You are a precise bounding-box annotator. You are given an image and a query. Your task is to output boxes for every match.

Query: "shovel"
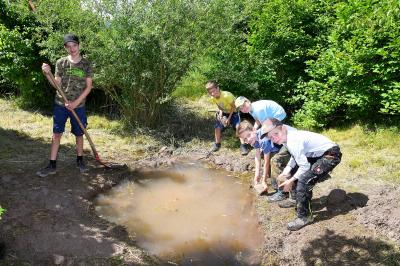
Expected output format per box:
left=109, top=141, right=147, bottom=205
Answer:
left=44, top=71, right=127, bottom=169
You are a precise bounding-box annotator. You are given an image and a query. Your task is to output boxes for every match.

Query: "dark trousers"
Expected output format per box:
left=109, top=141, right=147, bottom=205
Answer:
left=295, top=146, right=342, bottom=218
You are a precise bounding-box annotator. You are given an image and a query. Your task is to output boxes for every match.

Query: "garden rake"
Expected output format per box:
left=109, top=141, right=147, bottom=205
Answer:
left=45, top=71, right=127, bottom=169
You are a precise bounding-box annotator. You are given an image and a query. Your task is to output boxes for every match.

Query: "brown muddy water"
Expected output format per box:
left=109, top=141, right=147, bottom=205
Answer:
left=95, top=163, right=263, bottom=265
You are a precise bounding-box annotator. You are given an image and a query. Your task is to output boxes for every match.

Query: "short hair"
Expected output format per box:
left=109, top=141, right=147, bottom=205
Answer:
left=237, top=120, right=253, bottom=136
left=205, top=80, right=218, bottom=90
left=260, top=118, right=283, bottom=138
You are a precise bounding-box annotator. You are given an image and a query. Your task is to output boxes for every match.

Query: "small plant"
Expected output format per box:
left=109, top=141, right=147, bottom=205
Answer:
left=0, top=206, right=5, bottom=219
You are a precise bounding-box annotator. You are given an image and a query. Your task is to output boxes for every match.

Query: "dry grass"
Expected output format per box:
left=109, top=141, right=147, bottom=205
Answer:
left=324, top=125, right=400, bottom=192
left=1, top=98, right=399, bottom=187
left=0, top=99, right=159, bottom=166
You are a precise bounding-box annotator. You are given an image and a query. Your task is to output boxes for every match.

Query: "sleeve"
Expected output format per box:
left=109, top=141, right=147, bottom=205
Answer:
left=260, top=139, right=273, bottom=154
left=289, top=141, right=311, bottom=180
left=84, top=60, right=93, bottom=78
left=55, top=59, right=63, bottom=78
left=282, top=157, right=295, bottom=175
left=225, top=91, right=235, bottom=104
left=253, top=140, right=261, bottom=149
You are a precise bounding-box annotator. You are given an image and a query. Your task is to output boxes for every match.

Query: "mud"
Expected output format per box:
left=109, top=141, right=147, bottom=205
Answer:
left=1, top=132, right=400, bottom=265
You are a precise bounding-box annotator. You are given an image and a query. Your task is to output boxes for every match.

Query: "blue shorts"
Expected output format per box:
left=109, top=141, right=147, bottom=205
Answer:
left=214, top=112, right=240, bottom=129
left=53, top=104, right=87, bottom=136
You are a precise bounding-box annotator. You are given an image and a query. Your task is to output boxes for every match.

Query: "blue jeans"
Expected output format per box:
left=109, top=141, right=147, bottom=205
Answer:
left=53, top=103, right=87, bottom=136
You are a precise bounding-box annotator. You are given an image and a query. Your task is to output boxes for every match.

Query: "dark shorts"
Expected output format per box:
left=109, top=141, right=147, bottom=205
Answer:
left=214, top=112, right=240, bottom=129
left=53, top=103, right=87, bottom=136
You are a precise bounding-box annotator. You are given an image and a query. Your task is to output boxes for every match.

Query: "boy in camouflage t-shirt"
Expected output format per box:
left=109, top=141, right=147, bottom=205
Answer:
left=37, top=34, right=93, bottom=177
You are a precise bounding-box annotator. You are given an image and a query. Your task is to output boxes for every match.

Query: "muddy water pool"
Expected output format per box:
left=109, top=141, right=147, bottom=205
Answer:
left=95, top=163, right=263, bottom=265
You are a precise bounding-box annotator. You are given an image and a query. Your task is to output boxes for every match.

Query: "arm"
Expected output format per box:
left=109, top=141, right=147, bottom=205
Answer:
left=42, top=63, right=61, bottom=89
left=253, top=119, right=261, bottom=130
left=260, top=152, right=270, bottom=189
left=262, top=152, right=271, bottom=181
left=282, top=156, right=296, bottom=176
left=226, top=102, right=236, bottom=123
left=279, top=150, right=310, bottom=192
left=254, top=148, right=262, bottom=184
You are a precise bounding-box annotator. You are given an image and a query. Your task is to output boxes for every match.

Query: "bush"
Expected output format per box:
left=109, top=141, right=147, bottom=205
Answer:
left=0, top=1, right=50, bottom=108
left=296, top=0, right=400, bottom=128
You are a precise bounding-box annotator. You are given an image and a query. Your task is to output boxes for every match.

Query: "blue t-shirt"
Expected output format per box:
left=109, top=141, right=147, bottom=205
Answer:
left=249, top=100, right=286, bottom=123
left=253, top=129, right=280, bottom=154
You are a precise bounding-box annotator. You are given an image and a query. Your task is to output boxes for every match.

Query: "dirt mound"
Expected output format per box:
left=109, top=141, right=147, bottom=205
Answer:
left=353, top=186, right=400, bottom=244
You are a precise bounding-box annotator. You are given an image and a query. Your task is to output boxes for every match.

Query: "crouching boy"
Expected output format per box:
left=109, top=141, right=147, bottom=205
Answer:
left=238, top=121, right=290, bottom=194
left=205, top=81, right=249, bottom=155
left=262, top=118, right=342, bottom=231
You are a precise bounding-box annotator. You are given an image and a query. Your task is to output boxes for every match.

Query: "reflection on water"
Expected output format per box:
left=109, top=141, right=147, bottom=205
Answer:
left=95, top=163, right=263, bottom=265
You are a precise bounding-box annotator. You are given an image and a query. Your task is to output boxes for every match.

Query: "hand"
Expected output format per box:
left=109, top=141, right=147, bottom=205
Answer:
left=65, top=100, right=78, bottom=111
left=278, top=178, right=295, bottom=192
left=277, top=173, right=291, bottom=184
left=253, top=174, right=261, bottom=185
left=41, top=63, right=51, bottom=74
left=224, top=118, right=230, bottom=127
left=261, top=180, right=268, bottom=191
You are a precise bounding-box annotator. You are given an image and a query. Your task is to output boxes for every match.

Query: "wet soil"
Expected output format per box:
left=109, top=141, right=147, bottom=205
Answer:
left=1, top=131, right=400, bottom=265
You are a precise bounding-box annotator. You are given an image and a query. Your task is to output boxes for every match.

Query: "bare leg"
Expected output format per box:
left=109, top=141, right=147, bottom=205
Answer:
left=76, top=135, right=84, bottom=156
left=50, top=133, right=62, bottom=160
left=214, top=128, right=222, bottom=144
left=235, top=125, right=246, bottom=144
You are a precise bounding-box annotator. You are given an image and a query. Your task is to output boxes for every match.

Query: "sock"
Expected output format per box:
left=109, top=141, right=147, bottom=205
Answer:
left=77, top=156, right=83, bottom=163
left=49, top=160, right=56, bottom=168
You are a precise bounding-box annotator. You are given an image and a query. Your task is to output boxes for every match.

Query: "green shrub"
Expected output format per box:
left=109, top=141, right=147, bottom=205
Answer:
left=0, top=1, right=50, bottom=108
left=297, top=0, right=400, bottom=127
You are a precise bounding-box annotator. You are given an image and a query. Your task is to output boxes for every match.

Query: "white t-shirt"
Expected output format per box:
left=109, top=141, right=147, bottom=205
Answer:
left=282, top=127, right=336, bottom=180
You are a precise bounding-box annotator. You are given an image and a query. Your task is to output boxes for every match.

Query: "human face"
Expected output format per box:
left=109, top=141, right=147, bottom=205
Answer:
left=206, top=86, right=221, bottom=98
left=64, top=42, right=80, bottom=57
left=239, top=102, right=251, bottom=113
left=240, top=129, right=257, bottom=145
left=267, top=126, right=286, bottom=145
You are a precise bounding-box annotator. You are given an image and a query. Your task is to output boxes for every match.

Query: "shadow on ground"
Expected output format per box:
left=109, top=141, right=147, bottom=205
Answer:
left=301, top=229, right=400, bottom=265
left=0, top=126, right=157, bottom=265
left=312, top=190, right=369, bottom=223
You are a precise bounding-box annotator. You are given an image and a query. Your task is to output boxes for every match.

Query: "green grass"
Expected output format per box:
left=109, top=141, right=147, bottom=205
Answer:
left=324, top=125, right=400, bottom=186
left=172, top=70, right=207, bottom=99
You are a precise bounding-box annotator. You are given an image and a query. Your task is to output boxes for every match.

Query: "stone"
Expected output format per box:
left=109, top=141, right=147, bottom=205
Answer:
left=327, top=189, right=347, bottom=205
left=53, top=254, right=65, bottom=265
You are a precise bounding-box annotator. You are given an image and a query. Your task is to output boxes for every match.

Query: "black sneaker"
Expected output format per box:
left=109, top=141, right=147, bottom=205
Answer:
left=240, top=144, right=249, bottom=156
left=287, top=216, right=314, bottom=231
left=77, top=160, right=89, bottom=174
left=278, top=198, right=297, bottom=208
left=36, top=165, right=56, bottom=177
left=210, top=143, right=221, bottom=152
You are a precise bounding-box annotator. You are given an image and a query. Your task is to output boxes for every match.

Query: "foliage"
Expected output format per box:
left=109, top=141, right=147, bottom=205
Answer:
left=35, top=0, right=212, bottom=126
left=1, top=0, right=400, bottom=129
left=0, top=0, right=50, bottom=108
left=295, top=0, right=400, bottom=128
left=246, top=0, right=337, bottom=114
left=195, top=0, right=254, bottom=97
left=0, top=205, right=4, bottom=219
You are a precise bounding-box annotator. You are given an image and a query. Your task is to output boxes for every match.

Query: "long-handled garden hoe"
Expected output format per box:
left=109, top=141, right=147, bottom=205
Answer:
left=45, top=71, right=127, bottom=169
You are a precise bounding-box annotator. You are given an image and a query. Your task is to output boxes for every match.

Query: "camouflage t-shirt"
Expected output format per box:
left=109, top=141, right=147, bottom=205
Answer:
left=54, top=56, right=93, bottom=107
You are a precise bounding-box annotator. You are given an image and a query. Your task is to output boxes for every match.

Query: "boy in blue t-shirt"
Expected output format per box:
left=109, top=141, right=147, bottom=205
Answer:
left=238, top=121, right=289, bottom=194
